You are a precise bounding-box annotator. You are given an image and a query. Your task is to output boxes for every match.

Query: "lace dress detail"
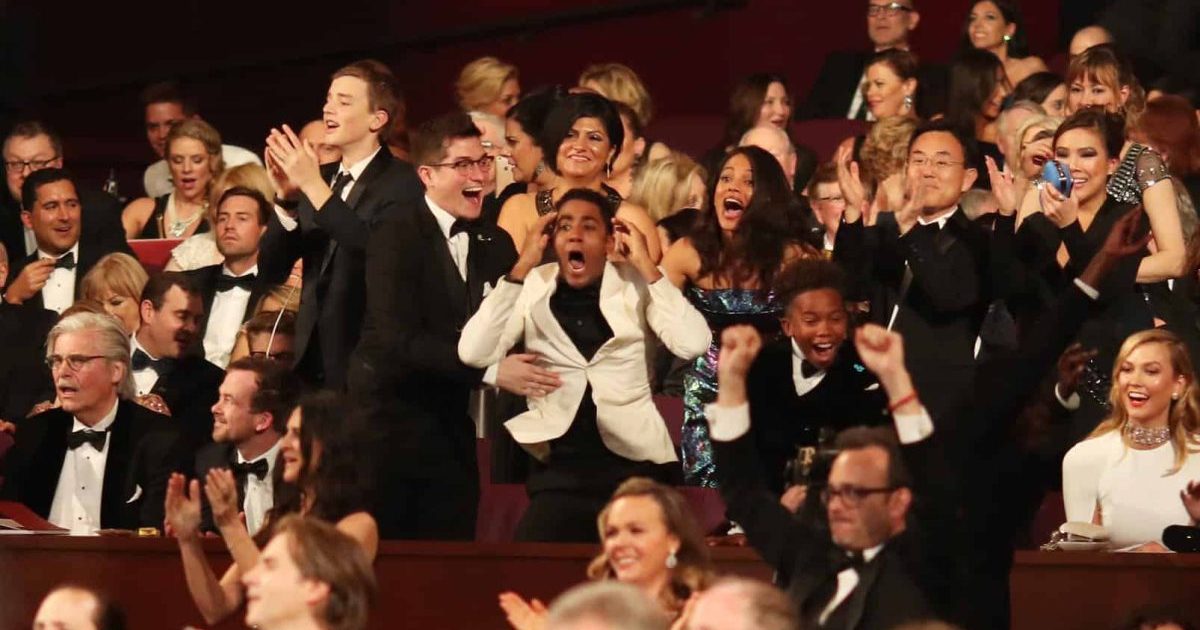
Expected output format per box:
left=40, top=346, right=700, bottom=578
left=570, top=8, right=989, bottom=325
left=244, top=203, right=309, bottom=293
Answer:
left=1107, top=144, right=1172, bottom=205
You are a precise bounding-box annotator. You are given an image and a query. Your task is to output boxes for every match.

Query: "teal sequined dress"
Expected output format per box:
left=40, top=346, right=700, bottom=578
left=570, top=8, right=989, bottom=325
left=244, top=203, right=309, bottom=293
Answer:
left=681, top=287, right=781, bottom=487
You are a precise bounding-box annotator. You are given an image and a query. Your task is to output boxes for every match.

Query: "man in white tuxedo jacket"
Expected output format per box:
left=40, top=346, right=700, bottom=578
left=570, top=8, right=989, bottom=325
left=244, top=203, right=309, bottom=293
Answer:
left=459, top=188, right=710, bottom=541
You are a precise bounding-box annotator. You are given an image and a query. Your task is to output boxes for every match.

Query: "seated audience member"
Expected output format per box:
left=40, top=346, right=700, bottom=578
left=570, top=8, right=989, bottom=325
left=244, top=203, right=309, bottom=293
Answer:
left=2, top=121, right=129, bottom=261
left=165, top=163, right=276, bottom=272
left=498, top=92, right=661, bottom=262
left=166, top=391, right=378, bottom=626
left=459, top=189, right=710, bottom=541
left=545, top=582, right=668, bottom=630
left=705, top=74, right=816, bottom=193
left=685, top=577, right=798, bottom=630
left=860, top=49, right=921, bottom=122
left=627, top=152, right=705, bottom=225
left=1009, top=114, right=1059, bottom=194
left=707, top=323, right=963, bottom=628
left=34, top=584, right=127, bottom=630
left=195, top=357, right=301, bottom=535
left=607, top=102, right=649, bottom=198
left=130, top=273, right=222, bottom=445
left=123, top=119, right=225, bottom=240
left=1011, top=71, right=1068, bottom=117
left=945, top=48, right=1012, bottom=186
left=500, top=478, right=714, bottom=628
left=0, top=312, right=181, bottom=533
left=1062, top=329, right=1200, bottom=551
left=739, top=125, right=800, bottom=190
left=80, top=253, right=149, bottom=336
left=230, top=308, right=298, bottom=365
left=5, top=168, right=127, bottom=314
left=457, top=56, right=521, bottom=118
left=183, top=186, right=273, bottom=368
left=806, top=163, right=846, bottom=254
left=298, top=119, right=343, bottom=166
left=241, top=515, right=377, bottom=630
left=1068, top=25, right=1113, bottom=60
left=139, top=82, right=260, bottom=199
left=578, top=62, right=669, bottom=163
left=854, top=115, right=919, bottom=219
left=502, top=87, right=564, bottom=196
left=0, top=241, right=56, bottom=422
left=746, top=260, right=888, bottom=497
left=995, top=100, right=1045, bottom=174
left=959, top=0, right=1047, bottom=86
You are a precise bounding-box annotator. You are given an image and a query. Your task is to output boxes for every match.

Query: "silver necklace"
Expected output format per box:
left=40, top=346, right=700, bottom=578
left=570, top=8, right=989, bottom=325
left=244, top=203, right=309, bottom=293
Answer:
left=1126, top=424, right=1171, bottom=448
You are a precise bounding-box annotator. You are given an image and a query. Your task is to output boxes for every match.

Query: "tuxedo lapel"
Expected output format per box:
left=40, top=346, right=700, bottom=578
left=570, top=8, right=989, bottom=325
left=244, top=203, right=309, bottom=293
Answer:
left=528, top=272, right=588, bottom=367
left=419, top=202, right=468, bottom=322
left=100, top=402, right=135, bottom=528
left=345, top=150, right=392, bottom=217
left=593, top=263, right=630, bottom=359
left=24, top=412, right=72, bottom=517
left=840, top=551, right=886, bottom=629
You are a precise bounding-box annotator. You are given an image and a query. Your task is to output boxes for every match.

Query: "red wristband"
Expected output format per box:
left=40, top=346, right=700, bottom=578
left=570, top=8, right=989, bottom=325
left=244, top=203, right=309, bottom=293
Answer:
left=888, top=392, right=919, bottom=413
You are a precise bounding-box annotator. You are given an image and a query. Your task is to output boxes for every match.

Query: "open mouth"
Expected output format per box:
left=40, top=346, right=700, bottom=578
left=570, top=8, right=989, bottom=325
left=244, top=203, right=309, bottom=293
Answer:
left=462, top=186, right=483, bottom=207
left=722, top=197, right=745, bottom=220
left=179, top=176, right=197, bottom=189
left=810, top=341, right=837, bottom=362
left=324, top=119, right=340, bottom=133
left=1127, top=391, right=1149, bottom=407
left=566, top=250, right=586, bottom=272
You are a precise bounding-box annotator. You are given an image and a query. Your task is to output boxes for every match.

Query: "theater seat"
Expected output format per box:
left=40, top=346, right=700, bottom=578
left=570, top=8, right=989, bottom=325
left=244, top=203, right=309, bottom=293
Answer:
left=128, top=238, right=183, bottom=274
left=791, top=119, right=871, bottom=162
left=646, top=115, right=725, bottom=160
left=654, top=395, right=685, bottom=447
left=476, top=438, right=530, bottom=543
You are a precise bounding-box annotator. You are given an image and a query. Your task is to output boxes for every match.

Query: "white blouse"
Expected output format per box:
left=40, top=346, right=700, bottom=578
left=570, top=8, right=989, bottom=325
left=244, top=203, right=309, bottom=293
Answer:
left=1062, top=430, right=1200, bottom=548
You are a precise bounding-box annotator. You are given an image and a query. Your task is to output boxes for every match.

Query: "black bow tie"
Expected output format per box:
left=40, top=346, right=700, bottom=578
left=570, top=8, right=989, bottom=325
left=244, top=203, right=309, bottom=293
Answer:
left=829, top=548, right=866, bottom=573
left=449, top=218, right=473, bottom=238
left=216, top=273, right=256, bottom=292
left=45, top=252, right=75, bottom=270
left=800, top=359, right=823, bottom=379
left=131, top=349, right=172, bottom=374
left=231, top=459, right=269, bottom=481
left=66, top=428, right=108, bottom=451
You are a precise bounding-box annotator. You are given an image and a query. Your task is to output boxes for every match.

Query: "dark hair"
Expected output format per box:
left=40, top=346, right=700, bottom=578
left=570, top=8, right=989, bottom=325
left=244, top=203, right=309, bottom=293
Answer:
left=5, top=120, right=63, bottom=158
left=834, top=426, right=913, bottom=488
left=867, top=49, right=920, bottom=82
left=1053, top=107, right=1126, bottom=160
left=410, top=111, right=482, bottom=167
left=908, top=119, right=980, bottom=170
left=139, top=272, right=199, bottom=310
left=723, top=73, right=790, bottom=148
left=1011, top=71, right=1065, bottom=107
left=657, top=208, right=701, bottom=243
left=216, top=185, right=271, bottom=225
left=331, top=59, right=403, bottom=142
left=226, top=357, right=302, bottom=434
left=245, top=309, right=297, bottom=338
left=946, top=48, right=1008, bottom=135
left=805, top=161, right=839, bottom=197
left=295, top=390, right=372, bottom=523
left=960, top=0, right=1031, bottom=58
left=505, top=85, right=566, bottom=149
left=21, top=167, right=75, bottom=211
left=539, top=92, right=624, bottom=175
left=140, top=81, right=197, bottom=115
left=691, top=146, right=798, bottom=288
left=555, top=187, right=616, bottom=234
left=774, top=258, right=847, bottom=309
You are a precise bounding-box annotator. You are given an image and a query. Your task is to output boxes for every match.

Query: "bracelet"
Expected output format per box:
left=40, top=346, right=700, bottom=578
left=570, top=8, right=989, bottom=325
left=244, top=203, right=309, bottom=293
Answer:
left=887, top=392, right=919, bottom=413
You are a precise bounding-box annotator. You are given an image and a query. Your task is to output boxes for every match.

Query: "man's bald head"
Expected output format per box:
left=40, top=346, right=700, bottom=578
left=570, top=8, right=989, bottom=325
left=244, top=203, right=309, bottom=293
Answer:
left=1069, top=25, right=1113, bottom=57
left=738, top=125, right=797, bottom=188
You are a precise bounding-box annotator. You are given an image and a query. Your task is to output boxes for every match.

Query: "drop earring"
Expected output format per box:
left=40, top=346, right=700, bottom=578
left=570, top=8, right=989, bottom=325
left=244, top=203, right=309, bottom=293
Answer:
left=665, top=549, right=678, bottom=569
left=533, top=161, right=545, bottom=179
left=902, top=94, right=913, bottom=112
left=1003, top=34, right=1012, bottom=43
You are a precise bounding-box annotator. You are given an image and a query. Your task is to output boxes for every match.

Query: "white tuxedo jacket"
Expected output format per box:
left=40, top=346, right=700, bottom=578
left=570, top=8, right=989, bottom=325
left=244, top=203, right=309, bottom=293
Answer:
left=458, top=261, right=710, bottom=464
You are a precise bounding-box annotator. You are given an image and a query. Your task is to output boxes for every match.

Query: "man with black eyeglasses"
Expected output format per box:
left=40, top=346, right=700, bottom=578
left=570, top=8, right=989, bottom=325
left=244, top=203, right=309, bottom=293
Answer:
left=706, top=322, right=964, bottom=629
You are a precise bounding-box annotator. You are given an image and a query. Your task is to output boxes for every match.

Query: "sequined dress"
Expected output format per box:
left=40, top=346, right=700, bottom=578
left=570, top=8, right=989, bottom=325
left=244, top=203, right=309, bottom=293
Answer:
left=681, top=287, right=781, bottom=487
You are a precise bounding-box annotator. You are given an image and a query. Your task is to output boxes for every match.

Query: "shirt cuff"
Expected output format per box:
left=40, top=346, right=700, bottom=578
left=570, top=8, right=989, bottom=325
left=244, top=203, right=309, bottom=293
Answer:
left=274, top=206, right=299, bottom=232
left=1073, top=277, right=1100, bottom=300
left=704, top=402, right=751, bottom=442
left=1055, top=383, right=1081, bottom=410
left=893, top=408, right=934, bottom=444
left=482, top=363, right=499, bottom=387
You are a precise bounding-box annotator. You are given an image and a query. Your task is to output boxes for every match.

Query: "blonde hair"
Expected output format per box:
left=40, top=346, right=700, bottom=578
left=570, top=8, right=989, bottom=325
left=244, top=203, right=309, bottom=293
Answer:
left=208, top=163, right=274, bottom=222
left=579, top=63, right=654, bottom=127
left=627, top=153, right=706, bottom=223
left=456, top=56, right=518, bottom=112
left=80, top=253, right=149, bottom=305
left=1090, top=329, right=1200, bottom=473
left=166, top=118, right=225, bottom=175
left=1013, top=114, right=1062, bottom=168
left=859, top=116, right=918, bottom=188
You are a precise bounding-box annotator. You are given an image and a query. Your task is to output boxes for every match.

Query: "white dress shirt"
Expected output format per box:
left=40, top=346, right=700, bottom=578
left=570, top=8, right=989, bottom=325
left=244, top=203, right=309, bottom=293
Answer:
left=130, top=335, right=163, bottom=396
left=847, top=70, right=870, bottom=120
left=239, top=439, right=281, bottom=536
left=48, top=401, right=119, bottom=534
left=203, top=264, right=258, bottom=368
left=426, top=196, right=469, bottom=281
left=38, top=242, right=80, bottom=314
left=821, top=544, right=886, bottom=624
left=143, top=144, right=261, bottom=198
left=791, top=339, right=828, bottom=397
left=273, top=147, right=380, bottom=232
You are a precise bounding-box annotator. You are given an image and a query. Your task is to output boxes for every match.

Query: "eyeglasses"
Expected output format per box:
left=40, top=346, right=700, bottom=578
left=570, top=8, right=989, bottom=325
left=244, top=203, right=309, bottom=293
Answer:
left=820, top=484, right=897, bottom=506
left=909, top=156, right=965, bottom=172
left=249, top=351, right=296, bottom=363
left=45, top=354, right=106, bottom=372
left=867, top=2, right=912, bottom=17
left=5, top=156, right=60, bottom=174
left=429, top=155, right=495, bottom=176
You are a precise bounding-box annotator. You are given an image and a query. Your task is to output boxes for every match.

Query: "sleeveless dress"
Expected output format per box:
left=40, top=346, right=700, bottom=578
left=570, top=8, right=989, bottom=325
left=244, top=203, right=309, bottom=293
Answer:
left=137, top=193, right=210, bottom=239
left=680, top=287, right=781, bottom=487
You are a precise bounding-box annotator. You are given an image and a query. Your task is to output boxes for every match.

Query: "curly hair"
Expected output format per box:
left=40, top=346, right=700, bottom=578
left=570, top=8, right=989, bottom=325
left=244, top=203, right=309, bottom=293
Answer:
left=773, top=258, right=847, bottom=309
left=859, top=116, right=918, bottom=189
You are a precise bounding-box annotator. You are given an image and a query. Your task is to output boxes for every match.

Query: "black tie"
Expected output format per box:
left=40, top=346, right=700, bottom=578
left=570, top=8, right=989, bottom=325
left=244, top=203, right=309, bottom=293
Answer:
left=131, top=349, right=172, bottom=375
left=66, top=429, right=107, bottom=451
left=800, top=359, right=822, bottom=379
left=449, top=218, right=472, bottom=237
left=231, top=459, right=269, bottom=481
left=215, top=273, right=257, bottom=292
left=46, top=252, right=75, bottom=270
left=331, top=171, right=353, bottom=199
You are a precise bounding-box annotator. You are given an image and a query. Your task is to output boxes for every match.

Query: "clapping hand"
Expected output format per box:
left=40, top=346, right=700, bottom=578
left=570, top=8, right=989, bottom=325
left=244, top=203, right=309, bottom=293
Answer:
left=895, top=176, right=927, bottom=235
left=986, top=156, right=1018, bottom=217
left=509, top=212, right=558, bottom=282
left=265, top=125, right=324, bottom=197
left=205, top=469, right=243, bottom=531
left=1181, top=481, right=1200, bottom=525
left=835, top=143, right=869, bottom=223
left=164, top=473, right=202, bottom=541
left=498, top=592, right=547, bottom=630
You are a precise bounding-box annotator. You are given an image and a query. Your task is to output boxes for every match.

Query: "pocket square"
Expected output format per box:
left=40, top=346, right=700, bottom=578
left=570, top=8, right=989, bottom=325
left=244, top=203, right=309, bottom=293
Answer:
left=125, top=484, right=143, bottom=504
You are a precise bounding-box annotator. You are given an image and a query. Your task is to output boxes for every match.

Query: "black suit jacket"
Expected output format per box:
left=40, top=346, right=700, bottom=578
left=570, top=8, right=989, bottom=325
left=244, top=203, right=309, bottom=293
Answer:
left=348, top=198, right=517, bottom=479
left=7, top=234, right=126, bottom=310
left=0, top=302, right=55, bottom=420
left=148, top=354, right=224, bottom=450
left=747, top=339, right=888, bottom=494
left=798, top=51, right=871, bottom=120
left=0, top=399, right=183, bottom=529
left=181, top=263, right=273, bottom=349
left=192, top=441, right=283, bottom=533
left=0, top=189, right=130, bottom=263
left=258, top=149, right=423, bottom=387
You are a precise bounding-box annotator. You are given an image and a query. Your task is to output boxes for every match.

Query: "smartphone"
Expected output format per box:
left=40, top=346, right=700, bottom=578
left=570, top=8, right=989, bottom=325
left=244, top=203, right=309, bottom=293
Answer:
left=1042, top=159, right=1073, bottom=197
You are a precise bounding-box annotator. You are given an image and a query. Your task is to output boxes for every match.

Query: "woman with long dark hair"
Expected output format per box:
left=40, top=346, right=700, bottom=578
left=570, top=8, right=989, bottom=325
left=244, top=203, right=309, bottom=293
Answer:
left=662, top=146, right=817, bottom=486
left=960, top=0, right=1047, bottom=86
left=946, top=48, right=1012, bottom=187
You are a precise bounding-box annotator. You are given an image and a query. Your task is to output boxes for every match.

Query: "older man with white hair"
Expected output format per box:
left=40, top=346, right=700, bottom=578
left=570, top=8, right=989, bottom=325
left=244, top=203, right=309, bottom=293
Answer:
left=739, top=125, right=798, bottom=189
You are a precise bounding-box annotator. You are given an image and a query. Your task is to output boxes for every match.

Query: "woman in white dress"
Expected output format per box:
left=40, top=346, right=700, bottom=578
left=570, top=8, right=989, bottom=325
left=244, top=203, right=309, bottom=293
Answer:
left=1063, top=329, right=1200, bottom=550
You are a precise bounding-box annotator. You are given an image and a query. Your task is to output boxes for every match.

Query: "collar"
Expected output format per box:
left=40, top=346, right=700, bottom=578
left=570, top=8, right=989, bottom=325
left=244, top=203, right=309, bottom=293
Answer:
left=790, top=338, right=825, bottom=376
left=553, top=276, right=603, bottom=301
left=238, top=436, right=282, bottom=467
left=130, top=334, right=160, bottom=362
left=917, top=206, right=959, bottom=229
left=73, top=399, right=119, bottom=432
left=222, top=263, right=259, bottom=278
left=862, top=543, right=884, bottom=563
left=38, top=241, right=80, bottom=265
left=337, top=146, right=381, bottom=183
left=425, top=195, right=462, bottom=240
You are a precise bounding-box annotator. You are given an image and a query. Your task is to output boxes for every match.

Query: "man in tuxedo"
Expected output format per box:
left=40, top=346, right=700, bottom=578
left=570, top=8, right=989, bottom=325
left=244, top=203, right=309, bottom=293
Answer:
left=262, top=59, right=423, bottom=387
left=747, top=259, right=887, bottom=497
left=183, top=186, right=273, bottom=368
left=347, top=111, right=527, bottom=540
left=707, top=323, right=963, bottom=629
left=194, top=357, right=301, bottom=535
left=0, top=312, right=182, bottom=533
left=0, top=242, right=55, bottom=421
left=129, top=272, right=223, bottom=448
left=458, top=188, right=710, bottom=542
left=1, top=121, right=129, bottom=262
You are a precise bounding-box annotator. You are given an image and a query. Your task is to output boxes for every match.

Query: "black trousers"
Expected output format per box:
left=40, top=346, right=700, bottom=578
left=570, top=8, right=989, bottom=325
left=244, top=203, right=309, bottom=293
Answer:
left=375, top=473, right=479, bottom=541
